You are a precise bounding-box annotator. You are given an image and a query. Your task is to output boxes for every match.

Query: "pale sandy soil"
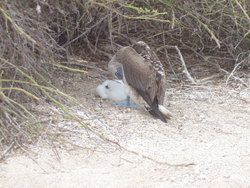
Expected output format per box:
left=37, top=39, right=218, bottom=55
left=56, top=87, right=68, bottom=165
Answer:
left=0, top=69, right=250, bottom=188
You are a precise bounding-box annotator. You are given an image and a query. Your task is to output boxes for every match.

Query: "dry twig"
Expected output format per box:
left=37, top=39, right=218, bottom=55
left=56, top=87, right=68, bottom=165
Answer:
left=158, top=45, right=197, bottom=84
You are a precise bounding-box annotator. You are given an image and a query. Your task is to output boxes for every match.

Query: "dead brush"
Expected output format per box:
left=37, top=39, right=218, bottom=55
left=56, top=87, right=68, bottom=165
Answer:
left=0, top=1, right=88, bottom=159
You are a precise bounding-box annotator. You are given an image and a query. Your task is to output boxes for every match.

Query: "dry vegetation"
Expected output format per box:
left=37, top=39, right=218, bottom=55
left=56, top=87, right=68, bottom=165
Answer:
left=0, top=0, right=249, bottom=159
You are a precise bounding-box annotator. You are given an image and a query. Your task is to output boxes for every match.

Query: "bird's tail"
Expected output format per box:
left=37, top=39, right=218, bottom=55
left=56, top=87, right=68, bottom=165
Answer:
left=147, top=99, right=173, bottom=123
left=158, top=105, right=173, bottom=119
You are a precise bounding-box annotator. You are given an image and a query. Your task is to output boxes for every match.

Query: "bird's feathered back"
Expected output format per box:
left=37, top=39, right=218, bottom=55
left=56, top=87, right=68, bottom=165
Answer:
left=114, top=47, right=162, bottom=105
left=131, top=41, right=166, bottom=105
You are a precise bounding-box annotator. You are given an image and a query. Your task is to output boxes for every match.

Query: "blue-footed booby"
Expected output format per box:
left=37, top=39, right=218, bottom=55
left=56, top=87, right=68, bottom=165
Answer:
left=108, top=41, right=172, bottom=122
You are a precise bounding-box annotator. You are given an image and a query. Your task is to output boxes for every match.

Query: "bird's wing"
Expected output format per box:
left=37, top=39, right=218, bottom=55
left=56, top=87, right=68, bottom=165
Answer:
left=115, top=47, right=159, bottom=106
left=132, top=41, right=166, bottom=104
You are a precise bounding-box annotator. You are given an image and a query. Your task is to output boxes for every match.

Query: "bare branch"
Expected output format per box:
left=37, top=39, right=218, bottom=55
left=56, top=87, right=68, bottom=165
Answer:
left=158, top=45, right=197, bottom=84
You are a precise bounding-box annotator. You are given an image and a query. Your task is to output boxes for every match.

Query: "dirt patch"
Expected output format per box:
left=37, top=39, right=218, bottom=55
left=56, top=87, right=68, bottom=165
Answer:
left=0, top=69, right=250, bottom=188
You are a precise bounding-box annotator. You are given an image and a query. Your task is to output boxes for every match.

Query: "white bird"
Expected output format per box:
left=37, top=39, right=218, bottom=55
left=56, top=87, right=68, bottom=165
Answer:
left=108, top=41, right=173, bottom=122
left=96, top=80, right=128, bottom=102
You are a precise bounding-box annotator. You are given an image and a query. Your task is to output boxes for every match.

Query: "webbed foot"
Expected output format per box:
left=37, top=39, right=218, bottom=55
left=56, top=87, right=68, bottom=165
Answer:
left=112, top=101, right=139, bottom=108
left=112, top=96, right=139, bottom=108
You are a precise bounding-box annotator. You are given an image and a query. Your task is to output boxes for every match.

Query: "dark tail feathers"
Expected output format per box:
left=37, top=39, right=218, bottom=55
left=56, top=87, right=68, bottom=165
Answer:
left=147, top=98, right=173, bottom=123
left=148, top=105, right=168, bottom=123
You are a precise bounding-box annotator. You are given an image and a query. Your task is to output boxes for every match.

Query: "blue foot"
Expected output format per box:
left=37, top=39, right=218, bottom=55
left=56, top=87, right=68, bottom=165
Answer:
left=112, top=96, right=139, bottom=108
left=112, top=102, right=139, bottom=107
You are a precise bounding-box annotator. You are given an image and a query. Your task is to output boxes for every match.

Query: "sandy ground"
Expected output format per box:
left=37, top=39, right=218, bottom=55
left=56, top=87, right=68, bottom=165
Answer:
left=0, top=68, right=250, bottom=188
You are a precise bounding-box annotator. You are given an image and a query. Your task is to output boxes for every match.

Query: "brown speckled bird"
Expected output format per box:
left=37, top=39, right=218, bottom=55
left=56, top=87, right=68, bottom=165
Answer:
left=108, top=41, right=172, bottom=122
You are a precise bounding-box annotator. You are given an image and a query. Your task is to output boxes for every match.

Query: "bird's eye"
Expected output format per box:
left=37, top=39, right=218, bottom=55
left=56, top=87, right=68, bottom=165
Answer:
left=105, top=85, right=109, bottom=89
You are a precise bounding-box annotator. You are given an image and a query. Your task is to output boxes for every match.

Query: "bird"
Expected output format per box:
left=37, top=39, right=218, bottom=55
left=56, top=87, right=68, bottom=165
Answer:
left=108, top=41, right=172, bottom=122
left=96, top=80, right=127, bottom=101
left=96, top=80, right=138, bottom=107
